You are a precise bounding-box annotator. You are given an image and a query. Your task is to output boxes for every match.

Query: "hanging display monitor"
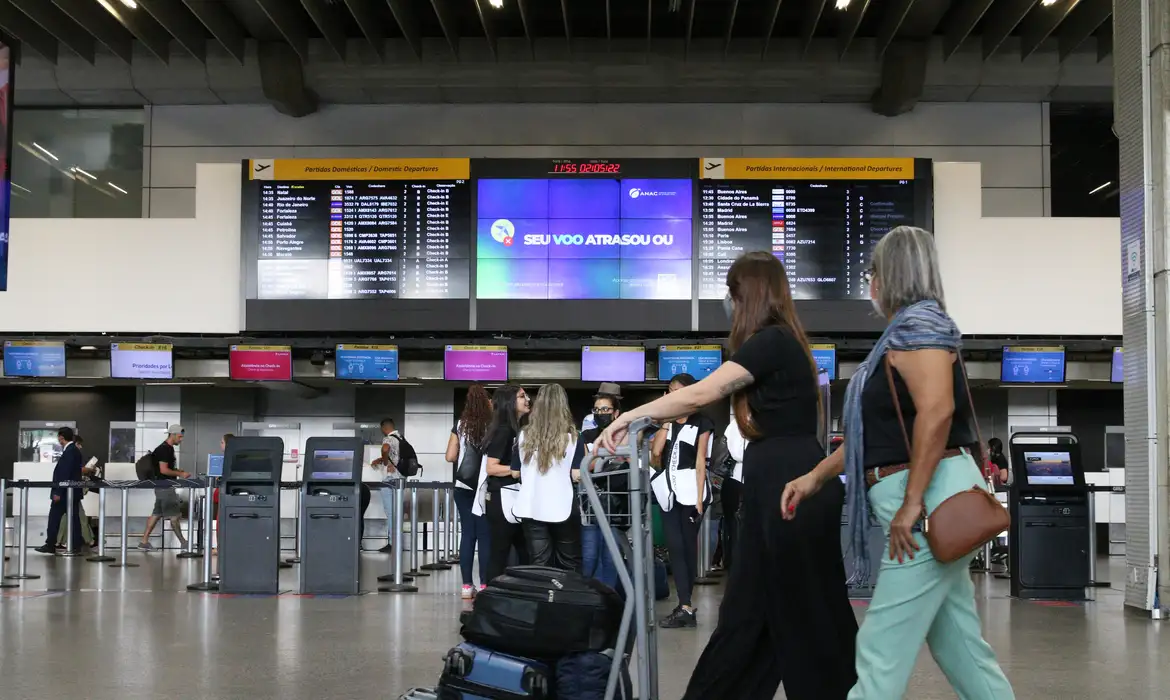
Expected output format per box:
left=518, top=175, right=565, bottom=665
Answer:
left=444, top=345, right=508, bottom=381
left=1111, top=346, right=1122, bottom=383
left=1001, top=346, right=1066, bottom=384
left=810, top=344, right=837, bottom=381
left=110, top=343, right=174, bottom=380
left=657, top=345, right=722, bottom=381
left=3, top=340, right=66, bottom=377
left=240, top=158, right=472, bottom=332
left=474, top=159, right=696, bottom=332
left=697, top=157, right=933, bottom=333
left=230, top=345, right=293, bottom=381
left=335, top=344, right=399, bottom=381
left=581, top=346, right=646, bottom=382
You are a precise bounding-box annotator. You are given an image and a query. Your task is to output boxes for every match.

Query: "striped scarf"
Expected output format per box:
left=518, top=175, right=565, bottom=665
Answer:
left=843, top=300, right=961, bottom=582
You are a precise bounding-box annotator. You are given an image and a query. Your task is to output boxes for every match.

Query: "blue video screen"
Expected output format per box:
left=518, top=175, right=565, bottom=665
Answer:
left=476, top=178, right=693, bottom=299
left=1111, top=347, right=1122, bottom=383
left=3, top=340, right=66, bottom=377
left=1001, top=346, right=1066, bottom=384
left=810, top=344, right=836, bottom=381
left=658, top=345, right=722, bottom=381
left=335, top=344, right=399, bottom=381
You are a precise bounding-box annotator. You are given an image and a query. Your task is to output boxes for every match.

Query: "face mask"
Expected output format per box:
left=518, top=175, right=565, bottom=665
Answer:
left=722, top=293, right=735, bottom=319
left=593, top=413, right=614, bottom=429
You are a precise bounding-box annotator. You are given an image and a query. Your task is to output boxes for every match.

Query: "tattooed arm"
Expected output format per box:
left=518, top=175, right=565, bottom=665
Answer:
left=618, top=362, right=754, bottom=424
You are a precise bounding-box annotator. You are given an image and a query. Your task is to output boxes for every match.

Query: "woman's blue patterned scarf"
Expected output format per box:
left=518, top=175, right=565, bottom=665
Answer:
left=842, top=300, right=961, bottom=582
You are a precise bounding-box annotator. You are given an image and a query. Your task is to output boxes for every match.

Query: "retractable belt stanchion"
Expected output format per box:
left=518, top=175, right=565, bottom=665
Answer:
left=444, top=487, right=458, bottom=565
left=0, top=479, right=18, bottom=588
left=178, top=487, right=201, bottom=559
left=87, top=487, right=115, bottom=563
left=379, top=480, right=418, bottom=593
left=188, top=480, right=219, bottom=591
left=379, top=483, right=415, bottom=584
left=278, top=483, right=294, bottom=570
left=286, top=487, right=301, bottom=565
left=408, top=482, right=428, bottom=577
left=422, top=486, right=450, bottom=571
left=7, top=482, right=40, bottom=580
left=110, top=488, right=139, bottom=569
left=1086, top=485, right=1110, bottom=588
left=694, top=511, right=718, bottom=585
left=59, top=486, right=81, bottom=557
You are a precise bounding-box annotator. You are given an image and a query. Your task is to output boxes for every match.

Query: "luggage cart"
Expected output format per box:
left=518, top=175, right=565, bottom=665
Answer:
left=578, top=417, right=659, bottom=700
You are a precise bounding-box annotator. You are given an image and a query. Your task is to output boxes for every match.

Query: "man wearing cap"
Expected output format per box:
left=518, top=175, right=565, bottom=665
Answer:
left=139, top=425, right=191, bottom=552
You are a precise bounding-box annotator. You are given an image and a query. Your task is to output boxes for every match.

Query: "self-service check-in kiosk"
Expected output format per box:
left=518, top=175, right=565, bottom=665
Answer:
left=1008, top=431, right=1091, bottom=600
left=299, top=437, right=363, bottom=595
left=220, top=437, right=284, bottom=595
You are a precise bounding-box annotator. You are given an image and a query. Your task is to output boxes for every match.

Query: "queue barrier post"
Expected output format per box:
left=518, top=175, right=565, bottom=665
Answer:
left=422, top=485, right=450, bottom=571
left=0, top=479, right=19, bottom=588
left=379, top=480, right=418, bottom=593
left=188, top=480, right=219, bottom=591
left=286, top=486, right=301, bottom=565
left=60, top=486, right=81, bottom=557
left=6, top=483, right=40, bottom=580
left=178, top=485, right=201, bottom=559
left=444, top=487, right=458, bottom=565
left=693, top=509, right=719, bottom=585
left=110, top=487, right=139, bottom=569
left=408, top=482, right=428, bottom=577
left=87, top=486, right=115, bottom=563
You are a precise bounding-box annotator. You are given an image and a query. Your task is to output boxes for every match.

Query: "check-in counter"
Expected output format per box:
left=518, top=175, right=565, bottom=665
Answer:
left=1085, top=468, right=1126, bottom=555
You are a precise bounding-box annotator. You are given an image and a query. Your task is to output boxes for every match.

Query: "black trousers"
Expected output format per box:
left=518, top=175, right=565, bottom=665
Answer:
left=522, top=507, right=583, bottom=572
left=359, top=483, right=371, bottom=542
left=660, top=504, right=702, bottom=608
left=45, top=493, right=83, bottom=550
left=485, top=489, right=528, bottom=583
left=720, top=478, right=743, bottom=570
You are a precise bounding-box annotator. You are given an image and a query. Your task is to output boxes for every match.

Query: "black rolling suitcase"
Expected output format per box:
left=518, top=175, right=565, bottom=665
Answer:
left=462, top=566, right=623, bottom=659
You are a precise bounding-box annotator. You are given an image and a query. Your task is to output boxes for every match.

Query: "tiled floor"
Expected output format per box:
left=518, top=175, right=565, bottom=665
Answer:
left=0, top=551, right=1165, bottom=699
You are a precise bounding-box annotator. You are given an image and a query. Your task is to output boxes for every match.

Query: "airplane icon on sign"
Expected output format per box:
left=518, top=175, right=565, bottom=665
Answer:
left=254, top=163, right=272, bottom=172
left=705, top=162, right=722, bottom=171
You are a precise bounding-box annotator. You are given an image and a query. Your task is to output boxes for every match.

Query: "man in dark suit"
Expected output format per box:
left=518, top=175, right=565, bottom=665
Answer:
left=36, top=427, right=86, bottom=554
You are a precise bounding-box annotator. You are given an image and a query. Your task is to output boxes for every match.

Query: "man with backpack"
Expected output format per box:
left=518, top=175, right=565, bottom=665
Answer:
left=372, top=418, right=420, bottom=552
left=137, top=425, right=191, bottom=552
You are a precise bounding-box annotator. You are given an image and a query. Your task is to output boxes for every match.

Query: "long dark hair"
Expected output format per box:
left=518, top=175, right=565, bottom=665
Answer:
left=459, top=384, right=493, bottom=448
left=726, top=251, right=816, bottom=439
left=487, top=384, right=524, bottom=444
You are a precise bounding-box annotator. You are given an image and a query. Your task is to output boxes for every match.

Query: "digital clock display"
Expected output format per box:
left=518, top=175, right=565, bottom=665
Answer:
left=549, top=162, right=622, bottom=174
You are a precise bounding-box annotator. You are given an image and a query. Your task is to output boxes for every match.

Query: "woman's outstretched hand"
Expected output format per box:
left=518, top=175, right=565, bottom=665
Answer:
left=781, top=472, right=823, bottom=520
left=595, top=413, right=634, bottom=454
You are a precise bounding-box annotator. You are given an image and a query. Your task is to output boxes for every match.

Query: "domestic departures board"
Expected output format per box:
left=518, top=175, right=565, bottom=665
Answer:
left=697, top=158, right=931, bottom=300
left=244, top=158, right=471, bottom=300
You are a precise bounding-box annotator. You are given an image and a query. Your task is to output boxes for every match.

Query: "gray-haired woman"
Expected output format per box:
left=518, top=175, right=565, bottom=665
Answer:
left=782, top=226, right=1014, bottom=699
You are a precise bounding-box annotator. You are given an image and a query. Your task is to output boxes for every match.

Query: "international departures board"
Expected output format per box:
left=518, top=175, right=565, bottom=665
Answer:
left=245, top=158, right=470, bottom=300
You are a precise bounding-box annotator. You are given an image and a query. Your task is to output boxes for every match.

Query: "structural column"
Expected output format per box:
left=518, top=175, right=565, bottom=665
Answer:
left=1115, top=0, right=1170, bottom=614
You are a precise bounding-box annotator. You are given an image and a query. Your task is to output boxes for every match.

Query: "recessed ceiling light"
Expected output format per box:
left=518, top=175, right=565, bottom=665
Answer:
left=488, top=0, right=504, bottom=7
left=80, top=345, right=97, bottom=351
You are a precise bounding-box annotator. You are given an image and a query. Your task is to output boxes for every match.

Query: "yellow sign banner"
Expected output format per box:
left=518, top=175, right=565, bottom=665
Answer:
left=249, top=158, right=470, bottom=181
left=113, top=343, right=172, bottom=352
left=5, top=340, right=62, bottom=348
left=1006, top=346, right=1064, bottom=353
left=448, top=345, right=507, bottom=352
left=585, top=346, right=643, bottom=353
left=701, top=158, right=915, bottom=180
left=810, top=343, right=836, bottom=351
left=232, top=345, right=291, bottom=353
left=337, top=344, right=398, bottom=352
left=660, top=345, right=722, bottom=352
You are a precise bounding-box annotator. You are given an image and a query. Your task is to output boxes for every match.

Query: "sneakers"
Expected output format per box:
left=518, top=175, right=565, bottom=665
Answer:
left=479, top=584, right=487, bottom=594
left=379, top=543, right=394, bottom=553
left=660, top=606, right=697, bottom=629
left=138, top=541, right=155, bottom=552
left=461, top=584, right=475, bottom=599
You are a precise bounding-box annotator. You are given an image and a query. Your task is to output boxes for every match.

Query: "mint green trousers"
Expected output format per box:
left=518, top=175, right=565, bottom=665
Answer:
left=848, top=452, right=1015, bottom=700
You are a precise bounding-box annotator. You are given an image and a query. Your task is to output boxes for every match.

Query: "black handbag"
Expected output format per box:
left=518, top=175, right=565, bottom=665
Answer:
left=462, top=566, right=623, bottom=659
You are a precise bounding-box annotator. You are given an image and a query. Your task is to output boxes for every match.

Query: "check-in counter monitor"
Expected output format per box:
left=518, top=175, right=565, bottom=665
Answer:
left=299, top=437, right=363, bottom=595
left=1008, top=439, right=1090, bottom=600
left=219, top=437, right=284, bottom=594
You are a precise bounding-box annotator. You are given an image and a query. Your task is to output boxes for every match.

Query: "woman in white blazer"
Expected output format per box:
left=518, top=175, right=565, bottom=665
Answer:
left=513, top=383, right=585, bottom=572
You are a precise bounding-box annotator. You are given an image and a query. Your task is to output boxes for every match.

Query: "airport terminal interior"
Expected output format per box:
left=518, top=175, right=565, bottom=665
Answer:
left=0, top=0, right=1168, bottom=698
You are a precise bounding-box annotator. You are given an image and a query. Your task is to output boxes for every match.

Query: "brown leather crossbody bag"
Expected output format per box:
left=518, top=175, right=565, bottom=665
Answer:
left=884, top=355, right=1010, bottom=564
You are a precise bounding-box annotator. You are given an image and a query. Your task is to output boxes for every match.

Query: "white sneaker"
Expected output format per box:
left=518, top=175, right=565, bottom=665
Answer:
left=461, top=584, right=475, bottom=599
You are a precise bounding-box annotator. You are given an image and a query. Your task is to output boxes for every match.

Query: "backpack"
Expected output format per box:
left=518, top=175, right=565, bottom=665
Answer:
left=135, top=451, right=156, bottom=480
left=455, top=436, right=484, bottom=488
left=706, top=432, right=735, bottom=480
left=392, top=434, right=421, bottom=478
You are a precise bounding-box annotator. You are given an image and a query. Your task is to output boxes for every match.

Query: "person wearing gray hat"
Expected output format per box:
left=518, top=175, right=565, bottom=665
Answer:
left=139, top=425, right=191, bottom=552
left=582, top=383, right=623, bottom=432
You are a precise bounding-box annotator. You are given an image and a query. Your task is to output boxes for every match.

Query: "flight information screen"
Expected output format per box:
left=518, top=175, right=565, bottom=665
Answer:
left=697, top=158, right=926, bottom=299
left=244, top=158, right=471, bottom=300
left=475, top=159, right=694, bottom=300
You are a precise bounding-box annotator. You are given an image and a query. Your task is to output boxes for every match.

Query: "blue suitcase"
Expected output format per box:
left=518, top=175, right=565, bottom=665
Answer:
left=440, top=642, right=551, bottom=700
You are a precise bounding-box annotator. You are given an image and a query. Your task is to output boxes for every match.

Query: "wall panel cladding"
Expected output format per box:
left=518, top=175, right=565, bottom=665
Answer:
left=143, top=103, right=1049, bottom=218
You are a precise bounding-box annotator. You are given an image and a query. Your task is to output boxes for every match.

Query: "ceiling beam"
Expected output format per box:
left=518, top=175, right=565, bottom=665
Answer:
left=875, top=0, right=917, bottom=58
left=799, top=0, right=828, bottom=55
left=252, top=0, right=311, bottom=63
left=604, top=0, right=611, bottom=42
left=98, top=0, right=173, bottom=62
left=684, top=0, right=696, bottom=58
left=300, top=0, right=348, bottom=60
left=383, top=0, right=422, bottom=59
left=137, top=0, right=209, bottom=63
left=10, top=0, right=94, bottom=63
left=342, top=0, right=385, bottom=59
left=761, top=0, right=784, bottom=58
left=837, top=0, right=875, bottom=58
left=516, top=0, right=534, bottom=55
left=1096, top=19, right=1111, bottom=61
left=427, top=0, right=459, bottom=57
left=871, top=39, right=928, bottom=116
left=471, top=0, right=497, bottom=59
left=723, top=0, right=740, bottom=56
left=50, top=0, right=134, bottom=63
left=181, top=0, right=246, bottom=63
left=1057, top=0, right=1111, bottom=60
left=982, top=0, right=1040, bottom=59
left=0, top=0, right=59, bottom=63
left=646, top=0, right=652, bottom=53
left=941, top=0, right=995, bottom=60
left=560, top=0, right=572, bottom=53
left=1020, top=0, right=1082, bottom=59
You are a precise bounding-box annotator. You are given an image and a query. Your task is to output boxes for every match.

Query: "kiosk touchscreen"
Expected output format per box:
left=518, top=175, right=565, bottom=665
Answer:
left=299, top=437, right=363, bottom=595
left=1008, top=436, right=1090, bottom=600
left=219, top=437, right=284, bottom=595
